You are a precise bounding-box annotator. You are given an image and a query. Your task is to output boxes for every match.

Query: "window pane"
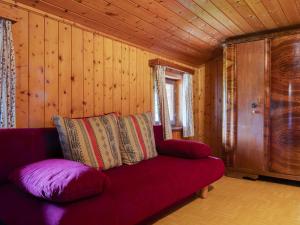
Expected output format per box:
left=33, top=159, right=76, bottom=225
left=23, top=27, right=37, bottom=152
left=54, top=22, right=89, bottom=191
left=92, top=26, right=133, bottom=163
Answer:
left=154, top=87, right=160, bottom=123
left=166, top=83, right=175, bottom=123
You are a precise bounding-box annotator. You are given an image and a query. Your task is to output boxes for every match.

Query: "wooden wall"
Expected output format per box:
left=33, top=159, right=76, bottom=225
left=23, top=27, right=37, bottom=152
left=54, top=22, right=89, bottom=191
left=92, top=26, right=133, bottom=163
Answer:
left=1, top=1, right=194, bottom=128
left=1, top=1, right=217, bottom=150
left=193, top=56, right=223, bottom=156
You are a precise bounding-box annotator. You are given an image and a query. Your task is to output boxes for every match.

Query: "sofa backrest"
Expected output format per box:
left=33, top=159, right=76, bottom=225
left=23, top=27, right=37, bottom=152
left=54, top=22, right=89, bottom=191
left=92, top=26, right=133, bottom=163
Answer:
left=0, top=125, right=164, bottom=183
left=0, top=128, right=62, bottom=183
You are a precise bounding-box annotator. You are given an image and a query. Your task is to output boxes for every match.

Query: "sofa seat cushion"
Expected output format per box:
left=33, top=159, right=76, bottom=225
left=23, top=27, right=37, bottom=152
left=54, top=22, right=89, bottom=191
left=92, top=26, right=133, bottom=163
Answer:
left=53, top=113, right=122, bottom=170
left=0, top=183, right=116, bottom=225
left=105, top=155, right=224, bottom=225
left=0, top=156, right=224, bottom=225
left=118, top=112, right=157, bottom=165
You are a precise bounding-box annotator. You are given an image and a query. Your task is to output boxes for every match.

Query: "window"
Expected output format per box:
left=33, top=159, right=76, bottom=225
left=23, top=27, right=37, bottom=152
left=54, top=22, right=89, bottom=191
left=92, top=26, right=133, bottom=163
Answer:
left=166, top=79, right=176, bottom=125
left=154, top=69, right=182, bottom=129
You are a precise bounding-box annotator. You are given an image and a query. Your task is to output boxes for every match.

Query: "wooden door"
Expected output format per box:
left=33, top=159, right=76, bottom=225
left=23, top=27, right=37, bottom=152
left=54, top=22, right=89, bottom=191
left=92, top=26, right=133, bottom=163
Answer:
left=270, top=34, right=300, bottom=175
left=235, top=40, right=266, bottom=171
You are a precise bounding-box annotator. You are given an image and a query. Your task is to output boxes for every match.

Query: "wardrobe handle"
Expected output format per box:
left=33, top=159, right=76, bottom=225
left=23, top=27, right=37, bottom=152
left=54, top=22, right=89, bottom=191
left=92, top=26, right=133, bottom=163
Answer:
left=252, top=109, right=260, bottom=114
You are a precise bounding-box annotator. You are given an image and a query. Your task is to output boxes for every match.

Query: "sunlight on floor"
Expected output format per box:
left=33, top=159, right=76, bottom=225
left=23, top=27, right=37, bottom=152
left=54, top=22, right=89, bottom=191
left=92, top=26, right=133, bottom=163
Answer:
left=154, top=177, right=300, bottom=225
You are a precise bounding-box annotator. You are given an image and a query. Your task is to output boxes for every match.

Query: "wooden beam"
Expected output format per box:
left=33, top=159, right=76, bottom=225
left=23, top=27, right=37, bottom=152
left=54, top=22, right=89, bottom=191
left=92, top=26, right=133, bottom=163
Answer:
left=224, top=24, right=300, bottom=45
left=149, top=58, right=195, bottom=75
left=0, top=4, right=18, bottom=23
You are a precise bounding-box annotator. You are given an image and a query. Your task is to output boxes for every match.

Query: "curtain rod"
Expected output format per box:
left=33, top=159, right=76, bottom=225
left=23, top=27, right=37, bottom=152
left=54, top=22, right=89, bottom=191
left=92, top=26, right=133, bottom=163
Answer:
left=0, top=16, right=17, bottom=24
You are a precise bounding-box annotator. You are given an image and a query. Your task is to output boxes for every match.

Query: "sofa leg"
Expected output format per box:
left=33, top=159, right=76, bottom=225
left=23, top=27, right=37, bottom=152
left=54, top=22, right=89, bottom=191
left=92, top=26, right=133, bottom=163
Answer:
left=198, top=186, right=208, bottom=199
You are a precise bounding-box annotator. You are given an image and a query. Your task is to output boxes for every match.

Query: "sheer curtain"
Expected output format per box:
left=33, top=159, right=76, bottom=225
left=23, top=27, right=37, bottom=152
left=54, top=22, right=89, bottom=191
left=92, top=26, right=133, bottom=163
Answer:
left=153, top=65, right=172, bottom=139
left=0, top=19, right=16, bottom=128
left=182, top=73, right=194, bottom=137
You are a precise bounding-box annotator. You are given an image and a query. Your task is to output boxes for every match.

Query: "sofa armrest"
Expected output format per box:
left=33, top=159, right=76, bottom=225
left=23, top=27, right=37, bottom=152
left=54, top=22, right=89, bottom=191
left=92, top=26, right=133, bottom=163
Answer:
left=157, top=139, right=212, bottom=159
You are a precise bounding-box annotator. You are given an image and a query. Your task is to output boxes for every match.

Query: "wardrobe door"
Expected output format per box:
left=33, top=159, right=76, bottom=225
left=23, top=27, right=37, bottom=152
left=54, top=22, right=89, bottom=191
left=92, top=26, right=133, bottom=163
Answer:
left=270, top=34, right=300, bottom=175
left=235, top=40, right=266, bottom=171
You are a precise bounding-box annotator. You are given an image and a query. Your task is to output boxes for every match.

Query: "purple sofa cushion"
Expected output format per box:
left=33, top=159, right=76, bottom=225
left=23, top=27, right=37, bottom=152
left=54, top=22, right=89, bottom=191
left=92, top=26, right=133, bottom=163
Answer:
left=9, top=159, right=108, bottom=203
left=158, top=139, right=212, bottom=159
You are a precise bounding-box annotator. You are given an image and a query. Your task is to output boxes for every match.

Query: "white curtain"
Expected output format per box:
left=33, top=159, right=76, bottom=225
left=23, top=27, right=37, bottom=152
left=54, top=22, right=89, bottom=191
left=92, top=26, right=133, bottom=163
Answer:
left=153, top=65, right=172, bottom=139
left=0, top=19, right=16, bottom=128
left=182, top=73, right=194, bottom=137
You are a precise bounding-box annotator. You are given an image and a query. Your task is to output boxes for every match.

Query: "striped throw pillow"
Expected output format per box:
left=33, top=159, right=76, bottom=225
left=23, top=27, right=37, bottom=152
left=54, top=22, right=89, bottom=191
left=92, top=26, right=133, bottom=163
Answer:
left=118, top=112, right=157, bottom=165
left=53, top=113, right=122, bottom=170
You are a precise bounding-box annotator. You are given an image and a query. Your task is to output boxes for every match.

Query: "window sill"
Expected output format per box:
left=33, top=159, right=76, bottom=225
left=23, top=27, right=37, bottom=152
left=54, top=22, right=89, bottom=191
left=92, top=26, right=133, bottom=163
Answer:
left=172, top=126, right=183, bottom=131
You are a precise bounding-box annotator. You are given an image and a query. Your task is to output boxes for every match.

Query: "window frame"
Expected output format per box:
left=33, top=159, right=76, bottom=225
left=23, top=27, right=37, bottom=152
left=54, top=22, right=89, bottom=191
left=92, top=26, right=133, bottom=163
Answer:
left=165, top=78, right=176, bottom=126
left=165, top=69, right=183, bottom=130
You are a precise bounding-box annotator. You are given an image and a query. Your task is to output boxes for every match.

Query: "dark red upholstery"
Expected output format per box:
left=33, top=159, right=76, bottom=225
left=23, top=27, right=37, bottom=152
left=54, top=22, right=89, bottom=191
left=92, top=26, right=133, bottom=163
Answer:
left=158, top=139, right=212, bottom=159
left=0, top=125, right=224, bottom=225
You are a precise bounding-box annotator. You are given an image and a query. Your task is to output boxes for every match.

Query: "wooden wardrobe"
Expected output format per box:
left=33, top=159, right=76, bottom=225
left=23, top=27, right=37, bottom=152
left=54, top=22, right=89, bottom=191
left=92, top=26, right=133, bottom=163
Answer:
left=223, top=30, right=300, bottom=181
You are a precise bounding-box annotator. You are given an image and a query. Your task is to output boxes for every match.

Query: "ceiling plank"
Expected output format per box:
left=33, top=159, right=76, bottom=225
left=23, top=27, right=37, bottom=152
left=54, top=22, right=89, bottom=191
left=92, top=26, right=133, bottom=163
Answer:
left=157, top=0, right=234, bottom=36
left=261, top=0, right=289, bottom=27
left=190, top=0, right=243, bottom=35
left=17, top=0, right=153, bottom=46
left=16, top=0, right=203, bottom=64
left=244, top=0, right=277, bottom=29
left=210, top=0, right=255, bottom=33
left=278, top=0, right=300, bottom=24
left=82, top=0, right=213, bottom=53
left=131, top=0, right=222, bottom=44
left=226, top=0, right=266, bottom=31
left=98, top=0, right=213, bottom=51
left=41, top=0, right=206, bottom=58
left=82, top=0, right=214, bottom=49
left=11, top=0, right=300, bottom=66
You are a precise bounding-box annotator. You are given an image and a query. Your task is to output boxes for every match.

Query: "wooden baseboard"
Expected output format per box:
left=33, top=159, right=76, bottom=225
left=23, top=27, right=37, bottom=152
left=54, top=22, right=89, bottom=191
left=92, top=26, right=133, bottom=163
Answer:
left=226, top=167, right=300, bottom=182
left=226, top=170, right=259, bottom=180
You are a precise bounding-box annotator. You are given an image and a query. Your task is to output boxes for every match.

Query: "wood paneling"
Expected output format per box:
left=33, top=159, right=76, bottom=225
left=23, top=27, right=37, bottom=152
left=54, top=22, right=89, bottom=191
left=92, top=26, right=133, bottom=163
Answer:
left=103, top=37, right=113, bottom=114
left=93, top=35, right=104, bottom=116
left=193, top=56, right=223, bottom=156
left=58, top=23, right=71, bottom=118
left=83, top=31, right=94, bottom=117
left=2, top=1, right=216, bottom=150
left=223, top=44, right=236, bottom=166
left=44, top=18, right=59, bottom=127
left=270, top=34, right=300, bottom=175
left=28, top=13, right=45, bottom=128
left=13, top=8, right=29, bottom=128
left=71, top=26, right=84, bottom=118
left=11, top=0, right=300, bottom=65
left=206, top=56, right=223, bottom=157
left=235, top=40, right=266, bottom=171
left=4, top=2, right=202, bottom=130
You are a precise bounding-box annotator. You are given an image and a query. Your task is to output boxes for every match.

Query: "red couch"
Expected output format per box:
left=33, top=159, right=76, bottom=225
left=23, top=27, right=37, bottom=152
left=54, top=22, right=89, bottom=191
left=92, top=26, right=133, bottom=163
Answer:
left=0, top=126, right=224, bottom=225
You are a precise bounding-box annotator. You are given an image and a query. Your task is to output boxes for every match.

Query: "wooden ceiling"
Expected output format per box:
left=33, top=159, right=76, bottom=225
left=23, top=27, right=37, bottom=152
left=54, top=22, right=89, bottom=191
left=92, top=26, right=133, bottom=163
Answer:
left=15, top=0, right=300, bottom=65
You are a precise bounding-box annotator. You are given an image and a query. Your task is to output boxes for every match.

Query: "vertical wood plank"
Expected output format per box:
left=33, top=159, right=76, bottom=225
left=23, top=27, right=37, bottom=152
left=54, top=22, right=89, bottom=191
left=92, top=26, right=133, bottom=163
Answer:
left=103, top=37, right=113, bottom=114
left=129, top=46, right=137, bottom=114
left=121, top=43, right=130, bottom=115
left=149, top=53, right=158, bottom=113
left=113, top=40, right=122, bottom=113
left=71, top=26, right=84, bottom=118
left=28, top=13, right=45, bottom=128
left=143, top=51, right=151, bottom=112
left=83, top=31, right=94, bottom=117
left=136, top=48, right=144, bottom=113
left=58, top=22, right=71, bottom=117
left=44, top=18, right=58, bottom=127
left=195, top=65, right=206, bottom=141
left=94, top=34, right=104, bottom=116
left=13, top=8, right=29, bottom=128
